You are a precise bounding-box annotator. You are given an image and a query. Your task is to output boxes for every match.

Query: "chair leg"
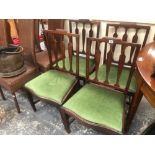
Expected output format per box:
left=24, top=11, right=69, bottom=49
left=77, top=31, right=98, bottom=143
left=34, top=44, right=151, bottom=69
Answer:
left=0, top=86, right=6, bottom=100
left=60, top=109, right=71, bottom=133
left=26, top=90, right=36, bottom=112
left=12, top=93, right=20, bottom=113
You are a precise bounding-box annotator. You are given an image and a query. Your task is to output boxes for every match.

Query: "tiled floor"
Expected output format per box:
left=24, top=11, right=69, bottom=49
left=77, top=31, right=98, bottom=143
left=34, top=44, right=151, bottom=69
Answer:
left=0, top=88, right=155, bottom=135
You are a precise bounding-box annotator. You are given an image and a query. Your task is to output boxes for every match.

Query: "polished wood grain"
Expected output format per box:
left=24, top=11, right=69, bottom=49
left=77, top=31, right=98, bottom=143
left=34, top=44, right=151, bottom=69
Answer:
left=137, top=42, right=155, bottom=93
left=126, top=41, right=155, bottom=130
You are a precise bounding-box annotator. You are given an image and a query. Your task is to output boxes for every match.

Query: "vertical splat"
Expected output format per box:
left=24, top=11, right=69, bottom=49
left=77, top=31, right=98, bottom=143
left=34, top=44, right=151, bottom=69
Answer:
left=60, top=40, right=66, bottom=70
left=68, top=38, right=73, bottom=72
left=132, top=29, right=138, bottom=43
left=52, top=36, right=58, bottom=68
left=75, top=36, right=79, bottom=75
left=45, top=33, right=53, bottom=68
left=122, top=28, right=128, bottom=41
left=75, top=22, right=79, bottom=34
left=94, top=42, right=101, bottom=81
left=86, top=38, right=91, bottom=79
left=113, top=26, right=118, bottom=38
left=89, top=24, right=93, bottom=37
left=128, top=29, right=139, bottom=64
left=82, top=24, right=86, bottom=53
left=105, top=42, right=114, bottom=84
left=115, top=45, right=126, bottom=87
left=125, top=45, right=140, bottom=91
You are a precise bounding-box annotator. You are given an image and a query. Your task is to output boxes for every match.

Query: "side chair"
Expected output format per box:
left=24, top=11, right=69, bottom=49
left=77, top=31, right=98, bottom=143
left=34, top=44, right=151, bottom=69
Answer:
left=24, top=29, right=80, bottom=112
left=60, top=37, right=141, bottom=134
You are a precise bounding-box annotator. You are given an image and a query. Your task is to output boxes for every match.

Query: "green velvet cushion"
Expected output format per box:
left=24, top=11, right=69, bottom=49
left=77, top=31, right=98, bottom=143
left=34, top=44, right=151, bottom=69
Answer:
left=63, top=83, right=124, bottom=132
left=90, top=64, right=136, bottom=92
left=58, top=55, right=95, bottom=77
left=25, top=70, right=76, bottom=104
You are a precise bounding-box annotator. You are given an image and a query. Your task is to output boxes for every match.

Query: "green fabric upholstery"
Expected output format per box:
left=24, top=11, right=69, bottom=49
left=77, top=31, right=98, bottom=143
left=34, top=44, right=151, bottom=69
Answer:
left=90, top=64, right=136, bottom=92
left=63, top=83, right=124, bottom=132
left=58, top=55, right=95, bottom=77
left=25, top=70, right=76, bottom=104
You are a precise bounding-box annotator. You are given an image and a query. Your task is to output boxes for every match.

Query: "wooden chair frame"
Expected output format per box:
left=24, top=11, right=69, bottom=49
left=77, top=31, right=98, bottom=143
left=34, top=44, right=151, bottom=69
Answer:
left=60, top=37, right=141, bottom=134
left=25, top=29, right=81, bottom=111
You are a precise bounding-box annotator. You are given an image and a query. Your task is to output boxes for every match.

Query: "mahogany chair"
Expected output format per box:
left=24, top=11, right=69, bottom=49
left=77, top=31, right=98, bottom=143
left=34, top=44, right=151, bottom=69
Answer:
left=34, top=19, right=65, bottom=72
left=0, top=19, right=38, bottom=113
left=60, top=37, right=141, bottom=134
left=68, top=19, right=100, bottom=78
left=104, top=23, right=150, bottom=99
left=24, top=29, right=80, bottom=111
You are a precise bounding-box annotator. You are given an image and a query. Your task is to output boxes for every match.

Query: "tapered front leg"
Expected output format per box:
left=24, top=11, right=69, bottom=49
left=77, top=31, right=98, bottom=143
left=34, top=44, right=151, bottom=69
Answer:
left=26, top=90, right=36, bottom=112
left=60, top=109, right=71, bottom=133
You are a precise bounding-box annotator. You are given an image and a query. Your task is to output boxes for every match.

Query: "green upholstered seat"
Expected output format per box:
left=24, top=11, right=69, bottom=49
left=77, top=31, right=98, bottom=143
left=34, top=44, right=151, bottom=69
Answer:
left=25, top=70, right=77, bottom=104
left=63, top=83, right=124, bottom=132
left=90, top=64, right=136, bottom=92
left=58, top=55, right=95, bottom=77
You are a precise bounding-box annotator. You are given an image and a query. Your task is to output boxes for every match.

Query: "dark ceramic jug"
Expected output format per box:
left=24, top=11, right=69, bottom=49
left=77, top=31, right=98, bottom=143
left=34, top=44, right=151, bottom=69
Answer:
left=0, top=46, right=26, bottom=77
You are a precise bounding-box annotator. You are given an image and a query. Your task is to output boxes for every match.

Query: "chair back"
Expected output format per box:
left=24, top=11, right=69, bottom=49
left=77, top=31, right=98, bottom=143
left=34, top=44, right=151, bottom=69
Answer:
left=104, top=23, right=150, bottom=64
left=86, top=37, right=141, bottom=93
left=69, top=19, right=100, bottom=55
left=18, top=19, right=36, bottom=65
left=44, top=29, right=80, bottom=76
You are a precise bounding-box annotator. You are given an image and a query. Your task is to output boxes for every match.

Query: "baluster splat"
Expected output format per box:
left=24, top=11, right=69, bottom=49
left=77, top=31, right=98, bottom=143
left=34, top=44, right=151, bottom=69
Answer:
left=52, top=36, right=58, bottom=68
left=68, top=38, right=73, bottom=72
left=113, top=27, right=118, bottom=38
left=128, top=29, right=139, bottom=64
left=89, top=24, right=93, bottom=37
left=132, top=29, right=138, bottom=43
left=75, top=36, right=79, bottom=75
left=86, top=38, right=91, bottom=79
left=75, top=22, right=79, bottom=34
left=94, top=42, right=101, bottom=81
left=105, top=42, right=115, bottom=84
left=122, top=28, right=128, bottom=41
left=82, top=24, right=86, bottom=53
left=60, top=40, right=66, bottom=70
left=115, top=45, right=126, bottom=87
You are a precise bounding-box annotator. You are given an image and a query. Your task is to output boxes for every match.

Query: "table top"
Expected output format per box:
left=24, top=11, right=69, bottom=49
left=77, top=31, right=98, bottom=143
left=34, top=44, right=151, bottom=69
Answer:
left=136, top=41, right=155, bottom=92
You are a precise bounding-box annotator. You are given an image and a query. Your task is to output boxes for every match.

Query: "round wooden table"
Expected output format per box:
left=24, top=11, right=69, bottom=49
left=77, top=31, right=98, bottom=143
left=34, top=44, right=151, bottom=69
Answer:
left=126, top=41, right=155, bottom=132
